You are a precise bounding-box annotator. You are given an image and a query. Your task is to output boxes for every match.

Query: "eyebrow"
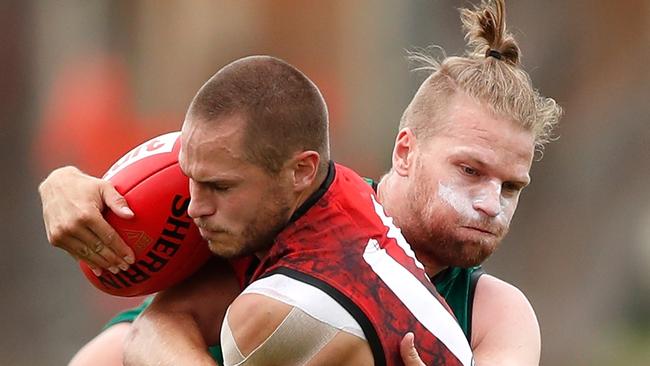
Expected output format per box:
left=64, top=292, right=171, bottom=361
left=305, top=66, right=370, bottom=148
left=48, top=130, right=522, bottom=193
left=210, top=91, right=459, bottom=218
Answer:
left=195, top=177, right=242, bottom=186
left=178, top=150, right=243, bottom=183
left=447, top=149, right=491, bottom=169
left=177, top=162, right=240, bottom=185
left=500, top=170, right=531, bottom=189
left=449, top=148, right=531, bottom=187
left=507, top=177, right=531, bottom=190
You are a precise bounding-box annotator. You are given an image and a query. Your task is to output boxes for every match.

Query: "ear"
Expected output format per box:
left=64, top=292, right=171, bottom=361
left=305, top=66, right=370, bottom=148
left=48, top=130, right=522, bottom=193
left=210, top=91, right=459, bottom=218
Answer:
left=392, top=128, right=417, bottom=177
left=289, top=151, right=320, bottom=191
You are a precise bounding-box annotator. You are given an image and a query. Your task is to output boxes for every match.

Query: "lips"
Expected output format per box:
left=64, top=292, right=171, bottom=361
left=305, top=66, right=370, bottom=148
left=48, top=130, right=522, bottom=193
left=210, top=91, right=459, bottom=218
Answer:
left=197, top=228, right=212, bottom=239
left=461, top=226, right=496, bottom=236
left=198, top=227, right=226, bottom=240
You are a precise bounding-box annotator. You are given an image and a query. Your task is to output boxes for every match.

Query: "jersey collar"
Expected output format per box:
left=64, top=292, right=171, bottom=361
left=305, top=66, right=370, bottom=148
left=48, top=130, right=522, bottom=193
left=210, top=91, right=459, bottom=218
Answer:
left=287, top=160, right=336, bottom=224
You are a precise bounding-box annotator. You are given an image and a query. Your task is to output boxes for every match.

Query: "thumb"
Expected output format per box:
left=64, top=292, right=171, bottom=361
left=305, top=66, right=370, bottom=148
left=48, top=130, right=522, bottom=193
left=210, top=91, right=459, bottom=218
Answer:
left=400, top=332, right=425, bottom=366
left=101, top=183, right=134, bottom=219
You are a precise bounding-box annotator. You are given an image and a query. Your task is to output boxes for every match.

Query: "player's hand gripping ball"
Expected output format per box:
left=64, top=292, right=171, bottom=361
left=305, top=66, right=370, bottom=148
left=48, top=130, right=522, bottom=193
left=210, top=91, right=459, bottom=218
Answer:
left=79, top=132, right=212, bottom=296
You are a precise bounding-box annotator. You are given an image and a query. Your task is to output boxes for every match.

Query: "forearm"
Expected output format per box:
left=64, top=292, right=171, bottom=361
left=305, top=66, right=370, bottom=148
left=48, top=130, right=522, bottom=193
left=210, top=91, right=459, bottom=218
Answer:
left=124, top=310, right=217, bottom=366
left=122, top=258, right=239, bottom=366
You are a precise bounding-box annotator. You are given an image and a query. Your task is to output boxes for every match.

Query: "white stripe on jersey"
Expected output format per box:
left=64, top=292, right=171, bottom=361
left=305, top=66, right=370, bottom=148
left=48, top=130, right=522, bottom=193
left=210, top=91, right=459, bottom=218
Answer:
left=242, top=274, right=366, bottom=340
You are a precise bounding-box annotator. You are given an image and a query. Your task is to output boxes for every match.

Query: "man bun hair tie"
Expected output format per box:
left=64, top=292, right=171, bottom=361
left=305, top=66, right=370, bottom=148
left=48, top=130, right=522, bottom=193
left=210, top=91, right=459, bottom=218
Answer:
left=486, top=49, right=503, bottom=60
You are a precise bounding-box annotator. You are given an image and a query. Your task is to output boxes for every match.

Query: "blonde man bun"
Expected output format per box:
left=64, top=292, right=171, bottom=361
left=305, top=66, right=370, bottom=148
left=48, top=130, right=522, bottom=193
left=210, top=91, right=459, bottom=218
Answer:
left=461, top=0, right=520, bottom=65
left=400, top=0, right=562, bottom=152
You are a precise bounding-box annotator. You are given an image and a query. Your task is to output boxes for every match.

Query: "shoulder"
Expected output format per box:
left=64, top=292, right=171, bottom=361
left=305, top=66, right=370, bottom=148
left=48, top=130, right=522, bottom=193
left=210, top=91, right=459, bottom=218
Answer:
left=69, top=323, right=131, bottom=366
left=471, top=274, right=541, bottom=366
left=223, top=275, right=373, bottom=365
left=473, top=274, right=537, bottom=319
left=235, top=274, right=366, bottom=341
left=226, top=292, right=294, bottom=356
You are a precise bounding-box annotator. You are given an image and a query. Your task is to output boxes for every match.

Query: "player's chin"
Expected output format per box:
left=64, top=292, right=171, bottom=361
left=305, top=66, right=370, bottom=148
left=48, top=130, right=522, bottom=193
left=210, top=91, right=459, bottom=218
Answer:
left=459, top=240, right=497, bottom=267
left=207, top=239, right=241, bottom=258
left=450, top=233, right=499, bottom=267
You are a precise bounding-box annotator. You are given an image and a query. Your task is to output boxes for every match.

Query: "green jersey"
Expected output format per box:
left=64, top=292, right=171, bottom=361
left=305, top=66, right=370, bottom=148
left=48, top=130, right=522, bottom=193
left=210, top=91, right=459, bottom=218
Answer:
left=433, top=265, right=484, bottom=340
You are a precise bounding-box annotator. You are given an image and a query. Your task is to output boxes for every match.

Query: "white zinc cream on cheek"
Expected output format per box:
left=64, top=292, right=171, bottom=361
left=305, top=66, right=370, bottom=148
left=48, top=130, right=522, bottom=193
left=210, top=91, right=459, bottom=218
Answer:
left=437, top=180, right=512, bottom=226
left=437, top=181, right=481, bottom=221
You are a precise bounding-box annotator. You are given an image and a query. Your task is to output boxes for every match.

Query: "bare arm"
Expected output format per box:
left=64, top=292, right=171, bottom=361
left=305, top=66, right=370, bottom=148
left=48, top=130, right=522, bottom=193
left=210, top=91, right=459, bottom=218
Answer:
left=68, top=323, right=131, bottom=366
left=223, top=293, right=373, bottom=366
left=39, top=166, right=135, bottom=274
left=124, top=311, right=216, bottom=366
left=470, top=274, right=541, bottom=366
left=400, top=274, right=540, bottom=366
left=123, top=257, right=241, bottom=366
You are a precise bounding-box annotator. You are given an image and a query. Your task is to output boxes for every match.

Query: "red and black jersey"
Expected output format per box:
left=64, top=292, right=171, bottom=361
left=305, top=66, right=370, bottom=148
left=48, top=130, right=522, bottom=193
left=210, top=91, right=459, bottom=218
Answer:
left=249, top=162, right=474, bottom=366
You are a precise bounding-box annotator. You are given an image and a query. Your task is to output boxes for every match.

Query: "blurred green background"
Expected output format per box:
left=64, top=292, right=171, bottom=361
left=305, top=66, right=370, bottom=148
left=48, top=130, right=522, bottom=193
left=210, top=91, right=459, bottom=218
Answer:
left=1, top=1, right=648, bottom=365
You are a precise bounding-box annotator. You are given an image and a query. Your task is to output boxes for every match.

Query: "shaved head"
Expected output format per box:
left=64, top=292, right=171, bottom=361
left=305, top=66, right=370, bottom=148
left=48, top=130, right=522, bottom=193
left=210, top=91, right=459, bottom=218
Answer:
left=188, top=56, right=330, bottom=175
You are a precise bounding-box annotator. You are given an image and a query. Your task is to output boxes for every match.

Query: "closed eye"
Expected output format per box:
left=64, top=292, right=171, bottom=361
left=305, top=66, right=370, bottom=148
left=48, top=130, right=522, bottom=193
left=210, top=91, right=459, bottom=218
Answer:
left=209, top=183, right=231, bottom=192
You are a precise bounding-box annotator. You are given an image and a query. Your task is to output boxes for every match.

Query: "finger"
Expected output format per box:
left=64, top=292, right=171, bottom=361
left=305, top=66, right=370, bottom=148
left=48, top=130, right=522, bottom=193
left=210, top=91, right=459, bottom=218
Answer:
left=91, top=240, right=130, bottom=272
left=87, top=216, right=135, bottom=266
left=86, top=262, right=103, bottom=277
left=75, top=225, right=131, bottom=270
left=400, top=332, right=426, bottom=366
left=69, top=253, right=103, bottom=276
left=101, top=183, right=134, bottom=219
left=47, top=211, right=127, bottom=271
left=86, top=249, right=119, bottom=274
left=67, top=236, right=113, bottom=271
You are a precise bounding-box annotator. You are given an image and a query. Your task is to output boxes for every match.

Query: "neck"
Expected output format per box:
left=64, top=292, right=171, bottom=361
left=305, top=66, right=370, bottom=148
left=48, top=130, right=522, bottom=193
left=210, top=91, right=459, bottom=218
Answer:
left=288, top=164, right=329, bottom=222
left=376, top=171, right=403, bottom=227
left=421, top=258, right=447, bottom=278
left=377, top=171, right=447, bottom=278
left=295, top=174, right=325, bottom=209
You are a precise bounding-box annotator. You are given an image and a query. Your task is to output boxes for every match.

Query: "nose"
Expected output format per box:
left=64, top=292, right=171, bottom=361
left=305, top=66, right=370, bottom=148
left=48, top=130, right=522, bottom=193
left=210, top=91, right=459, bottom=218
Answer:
left=187, top=180, right=215, bottom=219
left=472, top=181, right=502, bottom=218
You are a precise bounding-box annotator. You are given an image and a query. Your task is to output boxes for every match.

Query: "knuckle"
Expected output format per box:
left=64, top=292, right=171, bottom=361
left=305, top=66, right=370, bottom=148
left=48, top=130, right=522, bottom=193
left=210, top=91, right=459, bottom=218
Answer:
left=104, top=231, right=115, bottom=243
left=50, top=237, right=63, bottom=248
left=112, top=194, right=127, bottom=205
left=49, top=224, right=71, bottom=244
left=76, top=246, right=90, bottom=258
left=91, top=241, right=104, bottom=252
left=76, top=210, right=96, bottom=225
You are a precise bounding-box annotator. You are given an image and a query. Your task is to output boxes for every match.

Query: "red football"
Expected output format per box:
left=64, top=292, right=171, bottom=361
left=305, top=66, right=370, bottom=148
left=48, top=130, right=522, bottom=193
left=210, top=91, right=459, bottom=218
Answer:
left=79, top=131, right=213, bottom=296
